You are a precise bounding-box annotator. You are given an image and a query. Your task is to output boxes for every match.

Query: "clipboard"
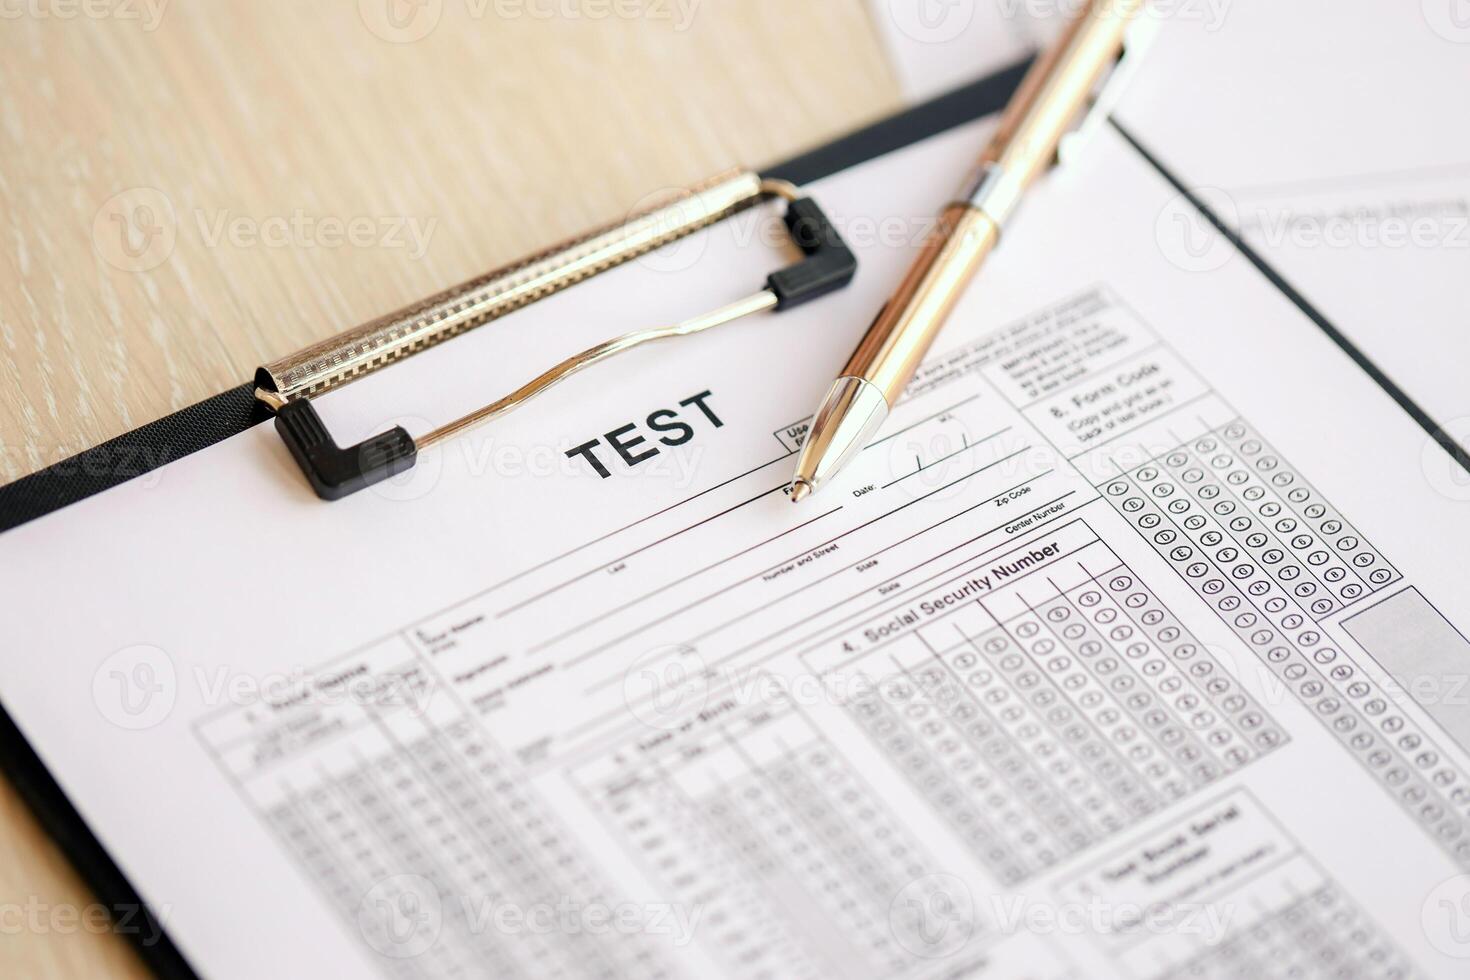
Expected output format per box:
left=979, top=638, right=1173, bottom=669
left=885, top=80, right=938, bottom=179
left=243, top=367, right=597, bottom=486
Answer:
left=0, top=62, right=1033, bottom=978
left=3, top=55, right=1466, bottom=977
left=0, top=62, right=1034, bottom=529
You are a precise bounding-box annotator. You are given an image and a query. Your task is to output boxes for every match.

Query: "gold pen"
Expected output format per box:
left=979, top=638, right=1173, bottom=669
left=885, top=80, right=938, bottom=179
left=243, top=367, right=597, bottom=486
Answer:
left=789, top=0, right=1147, bottom=502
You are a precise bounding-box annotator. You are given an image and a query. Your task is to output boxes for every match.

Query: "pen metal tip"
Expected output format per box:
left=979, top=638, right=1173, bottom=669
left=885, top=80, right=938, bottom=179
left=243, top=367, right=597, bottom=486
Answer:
left=789, top=479, right=813, bottom=503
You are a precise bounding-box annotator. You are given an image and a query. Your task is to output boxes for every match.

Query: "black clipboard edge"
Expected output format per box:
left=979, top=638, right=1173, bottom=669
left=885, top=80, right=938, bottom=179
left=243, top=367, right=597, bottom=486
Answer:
left=0, top=384, right=270, bottom=534
left=0, top=61, right=1034, bottom=978
left=0, top=707, right=196, bottom=978
left=1110, top=119, right=1470, bottom=477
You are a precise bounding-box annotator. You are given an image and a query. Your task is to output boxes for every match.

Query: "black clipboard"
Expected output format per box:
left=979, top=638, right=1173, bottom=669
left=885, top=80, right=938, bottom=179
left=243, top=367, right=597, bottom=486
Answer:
left=1, top=59, right=1465, bottom=978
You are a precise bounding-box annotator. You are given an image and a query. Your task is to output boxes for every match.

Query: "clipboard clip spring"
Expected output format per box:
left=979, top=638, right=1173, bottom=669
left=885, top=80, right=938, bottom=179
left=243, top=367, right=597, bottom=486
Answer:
left=261, top=176, right=856, bottom=500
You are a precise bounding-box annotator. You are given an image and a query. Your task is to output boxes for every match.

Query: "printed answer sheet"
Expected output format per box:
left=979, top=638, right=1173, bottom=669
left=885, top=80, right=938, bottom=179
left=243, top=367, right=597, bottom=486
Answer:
left=4, top=118, right=1470, bottom=979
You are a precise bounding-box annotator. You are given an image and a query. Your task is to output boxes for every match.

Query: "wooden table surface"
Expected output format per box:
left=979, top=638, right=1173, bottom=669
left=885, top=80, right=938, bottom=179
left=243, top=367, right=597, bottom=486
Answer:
left=0, top=3, right=901, bottom=974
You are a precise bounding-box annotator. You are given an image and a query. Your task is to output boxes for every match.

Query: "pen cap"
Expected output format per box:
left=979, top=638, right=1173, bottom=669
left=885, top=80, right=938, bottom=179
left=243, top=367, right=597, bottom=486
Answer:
left=966, top=0, right=1146, bottom=224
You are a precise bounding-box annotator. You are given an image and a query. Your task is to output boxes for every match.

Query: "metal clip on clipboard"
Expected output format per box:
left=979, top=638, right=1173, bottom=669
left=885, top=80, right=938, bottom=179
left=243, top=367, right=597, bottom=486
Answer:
left=252, top=169, right=857, bottom=500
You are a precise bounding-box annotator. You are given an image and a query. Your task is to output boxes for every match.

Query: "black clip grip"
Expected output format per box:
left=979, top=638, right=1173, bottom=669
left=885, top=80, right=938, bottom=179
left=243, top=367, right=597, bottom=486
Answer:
left=766, top=197, right=857, bottom=310
left=275, top=399, right=418, bottom=501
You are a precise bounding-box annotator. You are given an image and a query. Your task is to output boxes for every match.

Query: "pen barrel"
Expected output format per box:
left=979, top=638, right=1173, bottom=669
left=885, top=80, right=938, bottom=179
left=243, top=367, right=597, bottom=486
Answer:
left=843, top=204, right=998, bottom=403
left=965, top=0, right=1144, bottom=219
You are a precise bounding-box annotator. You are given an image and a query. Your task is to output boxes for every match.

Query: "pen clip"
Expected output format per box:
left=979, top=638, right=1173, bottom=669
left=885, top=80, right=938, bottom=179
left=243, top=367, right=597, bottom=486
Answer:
left=1058, top=13, right=1158, bottom=167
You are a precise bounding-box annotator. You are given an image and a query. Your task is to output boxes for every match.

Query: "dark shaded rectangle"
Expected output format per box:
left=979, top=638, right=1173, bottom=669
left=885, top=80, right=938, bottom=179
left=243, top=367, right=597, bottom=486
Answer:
left=1343, top=587, right=1470, bottom=753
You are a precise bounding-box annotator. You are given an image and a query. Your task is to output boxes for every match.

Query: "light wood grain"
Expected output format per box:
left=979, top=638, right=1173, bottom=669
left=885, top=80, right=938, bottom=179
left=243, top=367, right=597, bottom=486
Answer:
left=0, top=2, right=900, bottom=974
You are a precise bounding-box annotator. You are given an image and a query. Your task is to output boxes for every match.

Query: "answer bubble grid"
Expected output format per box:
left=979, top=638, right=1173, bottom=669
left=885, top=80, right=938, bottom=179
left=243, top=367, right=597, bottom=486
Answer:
left=1169, top=420, right=1399, bottom=619
left=829, top=536, right=1284, bottom=886
left=571, top=693, right=961, bottom=978
left=199, top=641, right=670, bottom=980
left=1101, top=418, right=1470, bottom=866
